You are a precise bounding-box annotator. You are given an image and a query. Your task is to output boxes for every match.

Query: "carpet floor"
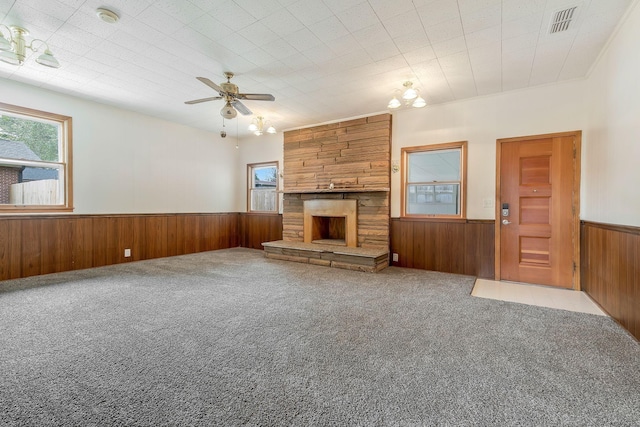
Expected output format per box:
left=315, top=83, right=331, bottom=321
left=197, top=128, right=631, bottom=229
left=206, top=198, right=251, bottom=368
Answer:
left=0, top=248, right=638, bottom=426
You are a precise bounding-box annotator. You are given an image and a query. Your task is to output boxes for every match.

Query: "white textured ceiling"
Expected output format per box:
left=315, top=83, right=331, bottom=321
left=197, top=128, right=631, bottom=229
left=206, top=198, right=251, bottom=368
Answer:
left=0, top=0, right=634, bottom=136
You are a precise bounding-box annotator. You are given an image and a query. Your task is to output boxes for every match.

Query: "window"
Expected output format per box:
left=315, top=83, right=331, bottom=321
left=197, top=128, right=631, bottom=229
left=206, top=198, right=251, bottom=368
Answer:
left=0, top=102, right=72, bottom=212
left=248, top=162, right=278, bottom=212
left=401, top=141, right=467, bottom=218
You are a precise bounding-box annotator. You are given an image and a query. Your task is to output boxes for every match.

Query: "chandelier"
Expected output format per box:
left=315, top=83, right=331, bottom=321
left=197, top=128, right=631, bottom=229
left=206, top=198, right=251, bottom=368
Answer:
left=387, top=81, right=426, bottom=109
left=248, top=116, right=276, bottom=136
left=0, top=25, right=60, bottom=68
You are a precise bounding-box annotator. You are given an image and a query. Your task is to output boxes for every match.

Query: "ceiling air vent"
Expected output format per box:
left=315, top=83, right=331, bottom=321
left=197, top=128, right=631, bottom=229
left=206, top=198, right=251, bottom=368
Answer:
left=549, top=6, right=577, bottom=33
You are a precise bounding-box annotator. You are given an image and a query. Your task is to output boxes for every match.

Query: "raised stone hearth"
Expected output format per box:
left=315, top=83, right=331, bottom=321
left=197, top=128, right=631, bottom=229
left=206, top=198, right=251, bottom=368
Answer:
left=262, top=240, right=389, bottom=272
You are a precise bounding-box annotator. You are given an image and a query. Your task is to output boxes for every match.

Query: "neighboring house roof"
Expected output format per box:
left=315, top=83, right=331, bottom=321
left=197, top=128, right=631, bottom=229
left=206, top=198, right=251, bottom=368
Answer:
left=22, top=167, right=58, bottom=181
left=255, top=179, right=277, bottom=187
left=0, top=139, right=57, bottom=180
left=0, top=139, right=41, bottom=161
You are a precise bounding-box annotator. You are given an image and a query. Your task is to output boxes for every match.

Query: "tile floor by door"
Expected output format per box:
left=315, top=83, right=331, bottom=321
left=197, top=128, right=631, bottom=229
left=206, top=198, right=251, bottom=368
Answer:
left=472, top=279, right=607, bottom=316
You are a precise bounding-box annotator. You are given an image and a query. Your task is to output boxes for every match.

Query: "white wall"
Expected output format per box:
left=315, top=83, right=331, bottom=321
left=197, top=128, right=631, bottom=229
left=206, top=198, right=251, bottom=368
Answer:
left=583, top=1, right=640, bottom=227
left=5, top=0, right=638, bottom=224
left=390, top=80, right=587, bottom=218
left=234, top=132, right=284, bottom=213
left=0, top=79, right=237, bottom=214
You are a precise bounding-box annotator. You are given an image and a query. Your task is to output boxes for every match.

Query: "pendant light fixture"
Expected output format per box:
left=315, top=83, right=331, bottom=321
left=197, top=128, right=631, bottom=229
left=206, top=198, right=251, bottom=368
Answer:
left=248, top=116, right=276, bottom=136
left=387, top=81, right=426, bottom=110
left=0, top=25, right=61, bottom=68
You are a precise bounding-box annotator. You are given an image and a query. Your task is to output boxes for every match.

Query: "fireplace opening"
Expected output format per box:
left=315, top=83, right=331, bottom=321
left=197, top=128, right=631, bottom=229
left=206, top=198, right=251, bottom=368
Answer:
left=303, top=199, right=358, bottom=247
left=311, top=216, right=346, bottom=245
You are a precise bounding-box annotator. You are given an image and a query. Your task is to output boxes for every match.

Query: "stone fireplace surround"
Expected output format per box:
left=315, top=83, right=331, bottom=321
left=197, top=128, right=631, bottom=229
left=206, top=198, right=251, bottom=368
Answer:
left=262, top=114, right=391, bottom=272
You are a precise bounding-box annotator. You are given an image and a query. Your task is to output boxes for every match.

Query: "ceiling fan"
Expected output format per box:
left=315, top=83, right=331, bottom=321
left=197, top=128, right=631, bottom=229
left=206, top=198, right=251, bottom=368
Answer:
left=184, top=72, right=275, bottom=119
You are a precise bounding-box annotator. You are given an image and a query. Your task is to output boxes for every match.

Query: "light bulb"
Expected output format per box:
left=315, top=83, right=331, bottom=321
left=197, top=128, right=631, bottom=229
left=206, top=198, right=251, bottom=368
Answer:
left=220, top=102, right=237, bottom=119
left=387, top=96, right=401, bottom=109
left=35, top=49, right=60, bottom=68
left=402, top=81, right=417, bottom=100
left=412, top=96, right=426, bottom=108
left=266, top=125, right=276, bottom=134
left=248, top=123, right=258, bottom=132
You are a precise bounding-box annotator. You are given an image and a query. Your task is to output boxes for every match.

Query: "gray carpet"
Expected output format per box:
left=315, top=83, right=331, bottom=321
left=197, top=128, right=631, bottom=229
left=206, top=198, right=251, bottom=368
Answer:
left=0, top=248, right=638, bottom=426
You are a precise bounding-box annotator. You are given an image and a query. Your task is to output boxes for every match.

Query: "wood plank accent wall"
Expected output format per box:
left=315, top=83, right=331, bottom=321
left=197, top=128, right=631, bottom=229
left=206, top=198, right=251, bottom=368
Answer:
left=390, top=218, right=495, bottom=279
left=239, top=213, right=283, bottom=250
left=283, top=114, right=391, bottom=192
left=0, top=213, right=239, bottom=281
left=282, top=114, right=391, bottom=250
left=581, top=221, right=639, bottom=340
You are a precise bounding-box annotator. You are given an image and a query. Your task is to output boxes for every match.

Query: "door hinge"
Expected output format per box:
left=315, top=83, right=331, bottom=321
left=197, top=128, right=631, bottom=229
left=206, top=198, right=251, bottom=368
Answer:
left=573, top=262, right=577, bottom=273
left=573, top=146, right=577, bottom=159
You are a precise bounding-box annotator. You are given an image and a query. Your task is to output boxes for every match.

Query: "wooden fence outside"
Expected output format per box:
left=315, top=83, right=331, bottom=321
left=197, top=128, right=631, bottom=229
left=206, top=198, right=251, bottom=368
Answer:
left=10, top=180, right=58, bottom=205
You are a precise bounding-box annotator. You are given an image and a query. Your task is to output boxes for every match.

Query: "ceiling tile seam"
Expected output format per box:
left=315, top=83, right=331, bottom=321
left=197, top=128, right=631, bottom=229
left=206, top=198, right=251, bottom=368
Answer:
left=527, top=2, right=575, bottom=86
left=410, top=0, right=460, bottom=100
left=551, top=18, right=582, bottom=83
left=454, top=0, right=480, bottom=98
left=395, top=0, right=443, bottom=100
left=2, top=0, right=69, bottom=42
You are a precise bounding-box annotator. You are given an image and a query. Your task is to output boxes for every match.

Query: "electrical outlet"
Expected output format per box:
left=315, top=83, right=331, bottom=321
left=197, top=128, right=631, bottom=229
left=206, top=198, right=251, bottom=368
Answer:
left=124, top=248, right=131, bottom=257
left=392, top=253, right=399, bottom=262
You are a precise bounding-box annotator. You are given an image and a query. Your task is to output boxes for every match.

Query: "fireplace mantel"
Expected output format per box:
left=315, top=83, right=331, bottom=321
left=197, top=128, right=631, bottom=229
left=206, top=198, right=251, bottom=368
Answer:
left=282, top=188, right=389, bottom=194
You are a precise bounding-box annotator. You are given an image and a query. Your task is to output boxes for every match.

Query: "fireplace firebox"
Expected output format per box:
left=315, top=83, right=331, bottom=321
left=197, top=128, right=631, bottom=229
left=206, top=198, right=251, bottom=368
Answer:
left=303, top=199, right=357, bottom=247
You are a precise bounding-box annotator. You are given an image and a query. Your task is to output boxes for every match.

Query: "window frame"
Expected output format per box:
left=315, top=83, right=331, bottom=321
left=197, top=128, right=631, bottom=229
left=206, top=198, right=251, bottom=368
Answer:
left=401, top=141, right=467, bottom=219
left=0, top=102, right=73, bottom=213
left=247, top=161, right=279, bottom=213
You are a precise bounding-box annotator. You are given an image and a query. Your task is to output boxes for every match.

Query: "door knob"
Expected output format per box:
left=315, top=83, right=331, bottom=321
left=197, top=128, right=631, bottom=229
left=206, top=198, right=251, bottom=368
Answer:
left=502, top=219, right=511, bottom=225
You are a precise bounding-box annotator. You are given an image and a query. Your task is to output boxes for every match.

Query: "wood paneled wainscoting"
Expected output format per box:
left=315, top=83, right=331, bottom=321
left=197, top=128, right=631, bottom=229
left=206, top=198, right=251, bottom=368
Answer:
left=581, top=221, right=639, bottom=340
left=390, top=218, right=495, bottom=279
left=239, top=213, right=283, bottom=250
left=0, top=213, right=239, bottom=281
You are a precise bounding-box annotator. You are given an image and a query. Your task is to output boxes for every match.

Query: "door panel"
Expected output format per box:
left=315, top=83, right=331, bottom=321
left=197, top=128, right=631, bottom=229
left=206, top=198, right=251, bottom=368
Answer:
left=498, top=134, right=578, bottom=288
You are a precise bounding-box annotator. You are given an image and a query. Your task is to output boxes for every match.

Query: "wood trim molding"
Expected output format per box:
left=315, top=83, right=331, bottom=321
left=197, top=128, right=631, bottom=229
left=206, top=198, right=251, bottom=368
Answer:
left=400, top=141, right=468, bottom=219
left=581, top=220, right=640, bottom=235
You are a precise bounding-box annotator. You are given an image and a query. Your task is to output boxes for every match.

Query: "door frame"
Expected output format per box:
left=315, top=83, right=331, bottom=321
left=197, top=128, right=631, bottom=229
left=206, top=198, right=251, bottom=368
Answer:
left=494, top=131, right=582, bottom=290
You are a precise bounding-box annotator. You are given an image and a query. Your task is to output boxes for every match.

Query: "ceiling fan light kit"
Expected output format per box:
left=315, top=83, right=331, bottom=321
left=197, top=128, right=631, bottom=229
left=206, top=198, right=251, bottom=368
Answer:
left=0, top=24, right=61, bottom=68
left=185, top=72, right=275, bottom=121
left=220, top=102, right=237, bottom=119
left=388, top=81, right=426, bottom=110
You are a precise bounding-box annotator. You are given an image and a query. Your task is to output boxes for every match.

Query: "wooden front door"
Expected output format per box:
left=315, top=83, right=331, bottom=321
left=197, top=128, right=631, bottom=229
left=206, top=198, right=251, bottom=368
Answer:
left=496, top=132, right=581, bottom=289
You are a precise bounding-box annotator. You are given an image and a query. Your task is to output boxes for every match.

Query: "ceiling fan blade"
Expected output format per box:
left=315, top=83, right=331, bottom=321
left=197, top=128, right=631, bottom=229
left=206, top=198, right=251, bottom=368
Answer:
left=231, top=100, right=252, bottom=116
left=184, top=96, right=223, bottom=105
left=196, top=77, right=224, bottom=94
left=237, top=93, right=275, bottom=101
